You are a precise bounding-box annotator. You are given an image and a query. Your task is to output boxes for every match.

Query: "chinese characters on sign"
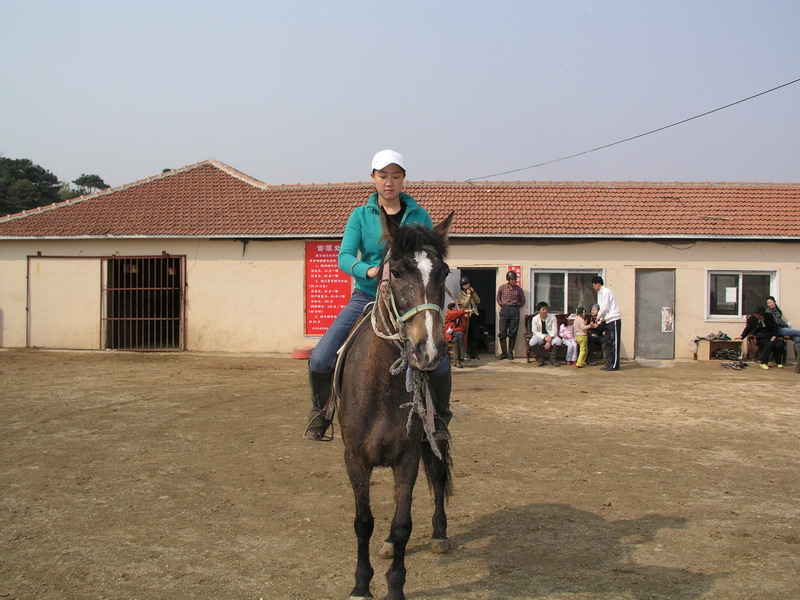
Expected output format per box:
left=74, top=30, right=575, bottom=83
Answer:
left=507, top=265, right=522, bottom=285
left=305, top=241, right=351, bottom=335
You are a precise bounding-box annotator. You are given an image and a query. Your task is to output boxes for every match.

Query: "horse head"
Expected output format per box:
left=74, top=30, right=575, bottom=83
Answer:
left=381, top=210, right=454, bottom=371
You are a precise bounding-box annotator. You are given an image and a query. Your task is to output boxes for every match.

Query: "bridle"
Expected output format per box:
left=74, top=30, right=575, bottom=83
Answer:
left=371, top=244, right=447, bottom=343
left=333, top=243, right=452, bottom=458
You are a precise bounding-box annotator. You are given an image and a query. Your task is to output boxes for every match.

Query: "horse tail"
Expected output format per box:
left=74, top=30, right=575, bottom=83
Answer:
left=420, top=440, right=453, bottom=500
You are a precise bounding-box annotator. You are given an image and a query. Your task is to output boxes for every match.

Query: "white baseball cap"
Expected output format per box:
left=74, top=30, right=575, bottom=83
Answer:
left=371, top=149, right=405, bottom=171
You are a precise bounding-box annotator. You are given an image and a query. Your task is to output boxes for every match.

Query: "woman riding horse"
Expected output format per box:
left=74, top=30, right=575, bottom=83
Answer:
left=305, top=149, right=452, bottom=442
left=337, top=210, right=455, bottom=600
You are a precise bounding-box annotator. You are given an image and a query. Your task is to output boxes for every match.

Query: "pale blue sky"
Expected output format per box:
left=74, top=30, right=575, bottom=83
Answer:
left=2, top=1, right=798, bottom=187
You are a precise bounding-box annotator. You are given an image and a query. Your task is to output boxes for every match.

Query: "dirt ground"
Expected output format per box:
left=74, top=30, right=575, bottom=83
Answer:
left=1, top=348, right=799, bottom=600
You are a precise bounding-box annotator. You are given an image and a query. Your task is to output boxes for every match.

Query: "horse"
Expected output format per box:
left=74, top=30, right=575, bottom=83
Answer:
left=335, top=210, right=455, bottom=600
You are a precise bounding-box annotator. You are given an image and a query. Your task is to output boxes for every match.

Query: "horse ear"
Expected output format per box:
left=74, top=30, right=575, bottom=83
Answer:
left=432, top=210, right=455, bottom=243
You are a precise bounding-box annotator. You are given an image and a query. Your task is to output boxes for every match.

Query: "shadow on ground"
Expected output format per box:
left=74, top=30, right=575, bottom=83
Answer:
left=419, top=503, right=720, bottom=599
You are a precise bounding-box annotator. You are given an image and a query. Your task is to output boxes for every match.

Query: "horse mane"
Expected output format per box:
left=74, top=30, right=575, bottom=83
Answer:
left=386, top=223, right=449, bottom=261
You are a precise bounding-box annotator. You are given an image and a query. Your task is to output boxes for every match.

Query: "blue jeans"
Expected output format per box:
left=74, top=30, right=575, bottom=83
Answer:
left=309, top=289, right=375, bottom=373
left=309, top=288, right=449, bottom=375
left=778, top=327, right=800, bottom=344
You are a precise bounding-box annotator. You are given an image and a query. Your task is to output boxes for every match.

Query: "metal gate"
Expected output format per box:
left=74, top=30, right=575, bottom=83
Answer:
left=102, top=255, right=186, bottom=351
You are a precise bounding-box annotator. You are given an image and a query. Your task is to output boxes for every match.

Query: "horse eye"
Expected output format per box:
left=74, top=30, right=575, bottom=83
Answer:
left=390, top=269, right=402, bottom=279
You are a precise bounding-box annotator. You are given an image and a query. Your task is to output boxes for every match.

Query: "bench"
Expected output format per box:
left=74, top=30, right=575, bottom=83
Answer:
left=692, top=339, right=743, bottom=361
left=693, top=337, right=798, bottom=362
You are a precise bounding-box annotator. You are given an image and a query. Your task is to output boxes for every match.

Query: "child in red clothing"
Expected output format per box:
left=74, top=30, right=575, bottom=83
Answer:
left=445, top=302, right=468, bottom=368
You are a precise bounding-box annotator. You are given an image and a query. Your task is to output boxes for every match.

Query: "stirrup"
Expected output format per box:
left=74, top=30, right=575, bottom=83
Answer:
left=304, top=413, right=333, bottom=441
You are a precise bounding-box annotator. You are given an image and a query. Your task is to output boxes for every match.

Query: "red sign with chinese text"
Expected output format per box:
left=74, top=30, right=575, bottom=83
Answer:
left=305, top=241, right=351, bottom=335
left=507, top=265, right=522, bottom=285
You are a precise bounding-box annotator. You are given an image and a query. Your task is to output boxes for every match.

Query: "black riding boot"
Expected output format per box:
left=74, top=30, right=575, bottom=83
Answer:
left=531, top=344, right=545, bottom=366
left=427, top=370, right=452, bottom=441
left=498, top=338, right=508, bottom=360
left=549, top=347, right=560, bottom=367
left=508, top=336, right=516, bottom=361
left=304, top=366, right=333, bottom=441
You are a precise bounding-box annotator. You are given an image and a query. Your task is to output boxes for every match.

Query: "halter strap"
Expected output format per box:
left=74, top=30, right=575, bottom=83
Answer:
left=371, top=247, right=446, bottom=342
left=397, top=303, right=444, bottom=325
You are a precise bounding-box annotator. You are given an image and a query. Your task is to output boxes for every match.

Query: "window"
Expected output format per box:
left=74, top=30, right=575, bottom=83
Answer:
left=531, top=269, right=600, bottom=314
left=708, top=271, right=774, bottom=318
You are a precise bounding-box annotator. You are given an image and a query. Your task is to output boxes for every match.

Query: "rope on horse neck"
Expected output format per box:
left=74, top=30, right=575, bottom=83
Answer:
left=400, top=370, right=443, bottom=460
left=364, top=252, right=451, bottom=459
left=370, top=293, right=442, bottom=458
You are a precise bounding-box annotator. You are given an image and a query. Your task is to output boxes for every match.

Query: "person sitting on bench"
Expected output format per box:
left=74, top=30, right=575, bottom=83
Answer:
left=528, top=301, right=563, bottom=367
left=737, top=305, right=785, bottom=370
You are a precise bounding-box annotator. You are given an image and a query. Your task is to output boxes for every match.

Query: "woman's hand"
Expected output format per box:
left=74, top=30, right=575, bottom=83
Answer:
left=367, top=266, right=381, bottom=279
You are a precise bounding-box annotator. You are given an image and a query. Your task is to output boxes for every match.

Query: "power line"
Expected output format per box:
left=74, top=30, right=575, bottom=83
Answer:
left=465, top=77, right=800, bottom=182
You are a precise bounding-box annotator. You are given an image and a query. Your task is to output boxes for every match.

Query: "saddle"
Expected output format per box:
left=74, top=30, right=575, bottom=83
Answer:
left=324, top=305, right=374, bottom=422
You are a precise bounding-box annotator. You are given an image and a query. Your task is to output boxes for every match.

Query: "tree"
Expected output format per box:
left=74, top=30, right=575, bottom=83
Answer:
left=72, top=173, right=110, bottom=195
left=0, top=157, right=62, bottom=216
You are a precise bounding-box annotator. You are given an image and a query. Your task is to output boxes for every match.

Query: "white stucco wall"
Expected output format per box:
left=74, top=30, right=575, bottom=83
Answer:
left=1, top=237, right=798, bottom=358
left=0, top=238, right=308, bottom=353
left=446, top=237, right=800, bottom=360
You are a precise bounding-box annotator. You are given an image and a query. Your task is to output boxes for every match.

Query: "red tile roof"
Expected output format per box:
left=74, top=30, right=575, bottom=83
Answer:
left=1, top=159, right=799, bottom=239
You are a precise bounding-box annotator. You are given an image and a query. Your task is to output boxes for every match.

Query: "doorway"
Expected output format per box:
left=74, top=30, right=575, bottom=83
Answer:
left=449, top=267, right=497, bottom=356
left=635, top=269, right=675, bottom=359
left=102, top=255, right=185, bottom=350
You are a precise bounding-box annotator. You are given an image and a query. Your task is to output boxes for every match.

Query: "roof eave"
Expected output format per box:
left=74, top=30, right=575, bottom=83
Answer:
left=2, top=233, right=799, bottom=242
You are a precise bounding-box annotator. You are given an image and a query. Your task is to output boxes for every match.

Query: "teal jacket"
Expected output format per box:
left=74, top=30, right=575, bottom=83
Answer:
left=338, top=192, right=433, bottom=295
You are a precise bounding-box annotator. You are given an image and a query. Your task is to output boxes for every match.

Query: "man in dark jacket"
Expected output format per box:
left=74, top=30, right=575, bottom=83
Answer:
left=738, top=306, right=785, bottom=369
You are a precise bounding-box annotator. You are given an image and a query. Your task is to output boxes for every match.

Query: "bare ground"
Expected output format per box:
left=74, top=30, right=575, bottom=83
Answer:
left=1, top=348, right=799, bottom=600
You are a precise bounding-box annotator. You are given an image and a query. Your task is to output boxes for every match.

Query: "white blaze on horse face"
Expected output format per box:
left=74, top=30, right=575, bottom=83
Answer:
left=414, top=251, right=433, bottom=295
left=414, top=251, right=438, bottom=361
left=424, top=311, right=436, bottom=360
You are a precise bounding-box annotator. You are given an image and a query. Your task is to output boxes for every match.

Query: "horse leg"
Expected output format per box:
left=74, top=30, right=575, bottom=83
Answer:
left=345, top=451, right=375, bottom=600
left=378, top=536, right=394, bottom=559
left=385, top=454, right=420, bottom=600
left=422, top=440, right=451, bottom=554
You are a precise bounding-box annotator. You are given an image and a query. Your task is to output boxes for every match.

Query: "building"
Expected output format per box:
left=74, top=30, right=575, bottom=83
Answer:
left=1, top=159, right=799, bottom=360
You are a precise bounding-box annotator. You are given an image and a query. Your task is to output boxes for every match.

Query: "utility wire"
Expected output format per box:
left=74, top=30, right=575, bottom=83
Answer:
left=465, top=77, right=800, bottom=182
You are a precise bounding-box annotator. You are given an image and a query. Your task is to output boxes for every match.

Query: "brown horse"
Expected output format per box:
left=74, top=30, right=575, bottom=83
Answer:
left=336, top=211, right=454, bottom=600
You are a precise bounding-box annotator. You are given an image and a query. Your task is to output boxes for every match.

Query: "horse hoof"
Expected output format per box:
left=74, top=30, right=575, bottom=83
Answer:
left=429, top=538, right=451, bottom=554
left=378, top=541, right=394, bottom=559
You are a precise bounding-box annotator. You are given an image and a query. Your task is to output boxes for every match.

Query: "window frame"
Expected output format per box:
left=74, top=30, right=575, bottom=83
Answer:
left=528, top=267, right=602, bottom=315
left=705, top=269, right=778, bottom=320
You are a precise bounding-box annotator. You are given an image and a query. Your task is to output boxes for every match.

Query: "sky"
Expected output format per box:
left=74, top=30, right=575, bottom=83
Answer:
left=2, top=1, right=799, bottom=188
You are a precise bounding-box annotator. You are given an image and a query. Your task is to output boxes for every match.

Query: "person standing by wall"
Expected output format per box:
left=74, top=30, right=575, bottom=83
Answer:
left=573, top=307, right=590, bottom=368
left=592, top=276, right=622, bottom=371
left=457, top=276, right=482, bottom=359
left=496, top=271, right=525, bottom=360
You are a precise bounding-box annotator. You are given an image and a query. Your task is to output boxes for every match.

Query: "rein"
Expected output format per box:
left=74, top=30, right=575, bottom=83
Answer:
left=361, top=245, right=453, bottom=459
